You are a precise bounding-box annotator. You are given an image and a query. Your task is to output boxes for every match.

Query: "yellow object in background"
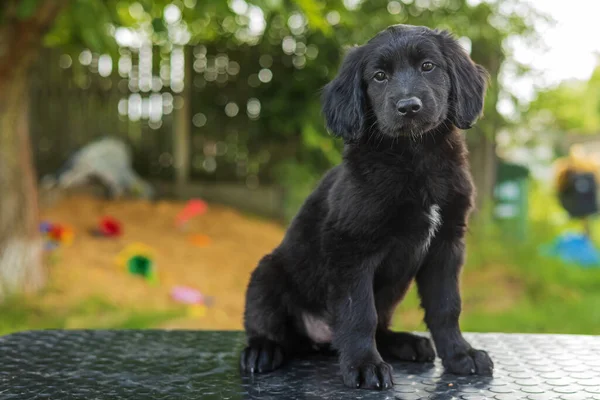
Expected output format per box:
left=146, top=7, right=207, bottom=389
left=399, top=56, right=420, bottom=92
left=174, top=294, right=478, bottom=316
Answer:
left=59, top=226, right=74, bottom=246
left=114, top=242, right=160, bottom=285
left=554, top=145, right=600, bottom=192
left=187, top=304, right=207, bottom=318
left=115, top=242, right=156, bottom=270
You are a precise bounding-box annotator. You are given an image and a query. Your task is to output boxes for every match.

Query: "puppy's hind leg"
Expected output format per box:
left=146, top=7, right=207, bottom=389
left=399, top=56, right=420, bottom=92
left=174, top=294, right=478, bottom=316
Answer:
left=374, top=264, right=435, bottom=363
left=241, top=254, right=301, bottom=374
left=376, top=330, right=435, bottom=362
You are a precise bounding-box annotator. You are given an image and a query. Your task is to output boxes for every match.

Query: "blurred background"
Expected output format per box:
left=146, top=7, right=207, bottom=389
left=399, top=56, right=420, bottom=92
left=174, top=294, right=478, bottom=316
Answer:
left=1, top=0, right=599, bottom=336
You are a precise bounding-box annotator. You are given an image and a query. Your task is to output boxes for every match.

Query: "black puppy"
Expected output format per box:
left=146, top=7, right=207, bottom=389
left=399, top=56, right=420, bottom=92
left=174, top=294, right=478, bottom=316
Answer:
left=241, top=24, right=493, bottom=390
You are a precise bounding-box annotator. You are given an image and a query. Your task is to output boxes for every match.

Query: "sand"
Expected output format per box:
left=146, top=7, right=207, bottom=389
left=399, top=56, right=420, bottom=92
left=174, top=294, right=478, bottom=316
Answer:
left=39, top=194, right=285, bottom=330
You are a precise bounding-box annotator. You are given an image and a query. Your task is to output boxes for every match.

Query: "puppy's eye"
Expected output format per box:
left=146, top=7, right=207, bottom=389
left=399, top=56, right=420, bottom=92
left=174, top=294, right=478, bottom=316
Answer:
left=421, top=62, right=434, bottom=72
left=374, top=71, right=387, bottom=82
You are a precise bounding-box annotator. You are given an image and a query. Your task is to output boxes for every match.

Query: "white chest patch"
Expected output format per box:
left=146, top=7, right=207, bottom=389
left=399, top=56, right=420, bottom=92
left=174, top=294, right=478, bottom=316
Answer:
left=422, top=204, right=442, bottom=253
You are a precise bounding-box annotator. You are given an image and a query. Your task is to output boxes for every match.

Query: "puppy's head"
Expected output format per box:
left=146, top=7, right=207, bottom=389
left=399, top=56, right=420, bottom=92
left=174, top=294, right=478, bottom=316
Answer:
left=322, top=25, right=489, bottom=141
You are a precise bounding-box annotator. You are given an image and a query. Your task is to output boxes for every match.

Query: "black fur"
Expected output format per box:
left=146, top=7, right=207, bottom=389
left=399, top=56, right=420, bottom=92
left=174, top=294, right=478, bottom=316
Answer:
left=241, top=24, right=493, bottom=390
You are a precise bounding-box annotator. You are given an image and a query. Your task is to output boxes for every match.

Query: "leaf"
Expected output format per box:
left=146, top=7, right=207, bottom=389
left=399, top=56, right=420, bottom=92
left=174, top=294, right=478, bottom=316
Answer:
left=80, top=27, right=103, bottom=51
left=152, top=17, right=166, bottom=34
left=294, top=0, right=331, bottom=35
left=16, top=0, right=40, bottom=19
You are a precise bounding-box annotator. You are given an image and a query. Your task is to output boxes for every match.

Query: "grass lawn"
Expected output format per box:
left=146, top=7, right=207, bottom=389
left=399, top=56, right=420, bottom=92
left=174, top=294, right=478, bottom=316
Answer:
left=392, top=183, right=600, bottom=335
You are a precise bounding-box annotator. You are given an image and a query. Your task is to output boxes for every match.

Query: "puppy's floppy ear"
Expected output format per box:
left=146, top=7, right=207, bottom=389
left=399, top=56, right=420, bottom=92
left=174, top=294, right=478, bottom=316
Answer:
left=438, top=31, right=490, bottom=130
left=321, top=45, right=366, bottom=140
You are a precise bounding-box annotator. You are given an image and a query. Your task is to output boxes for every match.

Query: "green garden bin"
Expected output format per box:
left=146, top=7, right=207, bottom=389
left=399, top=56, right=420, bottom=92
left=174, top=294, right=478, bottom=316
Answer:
left=493, top=161, right=530, bottom=240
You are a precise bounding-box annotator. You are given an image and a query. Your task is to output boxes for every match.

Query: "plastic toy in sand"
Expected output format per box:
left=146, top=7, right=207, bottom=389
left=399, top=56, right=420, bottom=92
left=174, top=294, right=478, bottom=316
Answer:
left=175, top=199, right=208, bottom=229
left=49, top=224, right=74, bottom=245
left=40, top=221, right=53, bottom=234
left=170, top=286, right=213, bottom=318
left=115, top=243, right=158, bottom=284
left=40, top=221, right=74, bottom=250
left=98, top=216, right=123, bottom=237
left=188, top=234, right=212, bottom=248
left=187, top=304, right=208, bottom=318
left=171, top=286, right=201, bottom=303
left=541, top=233, right=600, bottom=268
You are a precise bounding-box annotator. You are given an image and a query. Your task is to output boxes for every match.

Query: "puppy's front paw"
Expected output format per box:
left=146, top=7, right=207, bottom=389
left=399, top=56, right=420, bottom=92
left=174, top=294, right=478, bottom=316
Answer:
left=342, top=361, right=393, bottom=390
left=443, top=348, right=493, bottom=376
left=240, top=338, right=285, bottom=374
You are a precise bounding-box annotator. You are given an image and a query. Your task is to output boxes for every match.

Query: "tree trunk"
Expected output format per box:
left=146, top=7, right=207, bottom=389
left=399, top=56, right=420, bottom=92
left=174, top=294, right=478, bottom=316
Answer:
left=468, top=128, right=497, bottom=214
left=467, top=46, right=503, bottom=216
left=0, top=1, right=65, bottom=301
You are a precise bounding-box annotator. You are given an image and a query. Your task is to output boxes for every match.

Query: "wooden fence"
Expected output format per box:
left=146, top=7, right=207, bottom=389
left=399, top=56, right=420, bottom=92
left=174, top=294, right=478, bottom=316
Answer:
left=29, top=45, right=288, bottom=219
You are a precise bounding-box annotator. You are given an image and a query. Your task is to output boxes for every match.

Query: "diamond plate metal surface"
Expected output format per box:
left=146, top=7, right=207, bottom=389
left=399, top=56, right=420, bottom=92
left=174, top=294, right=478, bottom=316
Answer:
left=1, top=330, right=599, bottom=399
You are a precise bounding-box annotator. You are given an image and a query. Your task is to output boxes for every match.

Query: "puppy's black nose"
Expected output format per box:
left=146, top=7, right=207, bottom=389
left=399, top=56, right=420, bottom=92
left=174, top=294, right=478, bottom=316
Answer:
left=396, top=97, right=422, bottom=117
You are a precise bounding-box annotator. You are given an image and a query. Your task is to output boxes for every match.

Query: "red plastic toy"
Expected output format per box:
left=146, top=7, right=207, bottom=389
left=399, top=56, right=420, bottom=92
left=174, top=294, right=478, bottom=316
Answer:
left=175, top=199, right=208, bottom=227
left=99, top=216, right=123, bottom=237
left=48, top=225, right=66, bottom=241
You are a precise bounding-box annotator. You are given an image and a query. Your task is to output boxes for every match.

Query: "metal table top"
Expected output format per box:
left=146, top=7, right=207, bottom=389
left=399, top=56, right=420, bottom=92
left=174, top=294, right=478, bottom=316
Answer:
left=1, top=330, right=599, bottom=399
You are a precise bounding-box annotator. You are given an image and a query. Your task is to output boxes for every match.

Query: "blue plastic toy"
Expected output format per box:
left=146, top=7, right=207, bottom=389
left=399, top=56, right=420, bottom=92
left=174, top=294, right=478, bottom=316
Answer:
left=542, top=233, right=600, bottom=268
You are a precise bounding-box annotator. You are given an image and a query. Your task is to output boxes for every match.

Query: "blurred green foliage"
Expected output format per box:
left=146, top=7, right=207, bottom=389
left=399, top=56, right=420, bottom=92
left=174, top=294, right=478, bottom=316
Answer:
left=527, top=65, right=600, bottom=135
